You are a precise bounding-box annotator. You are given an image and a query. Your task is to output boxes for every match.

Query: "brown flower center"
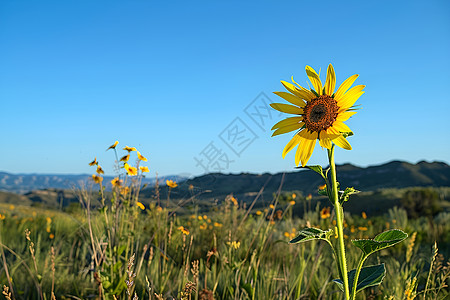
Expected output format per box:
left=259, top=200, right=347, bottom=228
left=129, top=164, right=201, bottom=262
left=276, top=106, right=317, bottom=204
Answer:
left=303, top=95, right=339, bottom=132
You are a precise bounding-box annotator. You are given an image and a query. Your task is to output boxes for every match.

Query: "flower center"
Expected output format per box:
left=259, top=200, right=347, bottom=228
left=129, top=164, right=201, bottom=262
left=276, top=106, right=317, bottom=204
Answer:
left=303, top=95, right=339, bottom=132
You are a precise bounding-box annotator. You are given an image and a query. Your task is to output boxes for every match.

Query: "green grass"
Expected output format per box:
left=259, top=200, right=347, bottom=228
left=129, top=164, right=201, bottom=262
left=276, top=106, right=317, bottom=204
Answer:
left=0, top=186, right=449, bottom=300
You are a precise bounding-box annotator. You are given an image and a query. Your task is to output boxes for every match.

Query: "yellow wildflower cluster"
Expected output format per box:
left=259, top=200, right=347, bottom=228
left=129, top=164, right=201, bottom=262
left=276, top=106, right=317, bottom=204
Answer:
left=320, top=207, right=331, bottom=219
left=227, top=241, right=240, bottom=249
left=178, top=226, right=190, bottom=235
left=284, top=228, right=297, bottom=239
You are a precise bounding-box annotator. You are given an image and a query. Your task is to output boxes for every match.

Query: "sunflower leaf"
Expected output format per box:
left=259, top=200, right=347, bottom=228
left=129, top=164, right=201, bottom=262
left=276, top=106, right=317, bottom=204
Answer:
left=333, top=264, right=386, bottom=294
left=300, top=165, right=326, bottom=179
left=352, top=230, right=408, bottom=256
left=289, top=227, right=333, bottom=244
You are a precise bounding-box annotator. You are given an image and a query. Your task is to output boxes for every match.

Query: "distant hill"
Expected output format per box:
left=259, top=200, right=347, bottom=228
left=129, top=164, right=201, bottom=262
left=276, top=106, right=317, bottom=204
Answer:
left=0, top=172, right=185, bottom=194
left=141, top=160, right=450, bottom=203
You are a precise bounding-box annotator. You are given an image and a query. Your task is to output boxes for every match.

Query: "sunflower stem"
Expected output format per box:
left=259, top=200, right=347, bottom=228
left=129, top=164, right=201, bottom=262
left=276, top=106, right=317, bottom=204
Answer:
left=328, top=145, right=350, bottom=300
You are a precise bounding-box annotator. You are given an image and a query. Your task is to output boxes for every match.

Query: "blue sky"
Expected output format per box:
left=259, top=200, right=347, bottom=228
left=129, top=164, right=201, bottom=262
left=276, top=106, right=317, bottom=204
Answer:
left=1, top=0, right=449, bottom=177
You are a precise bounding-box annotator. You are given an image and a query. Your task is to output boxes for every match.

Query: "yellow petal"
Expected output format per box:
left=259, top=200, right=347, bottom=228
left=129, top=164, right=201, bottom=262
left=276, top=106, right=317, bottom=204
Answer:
left=305, top=66, right=323, bottom=95
left=298, top=129, right=318, bottom=140
left=272, top=122, right=304, bottom=136
left=294, top=139, right=304, bottom=166
left=336, top=111, right=357, bottom=122
left=300, top=138, right=317, bottom=167
left=331, top=121, right=352, bottom=133
left=332, top=135, right=352, bottom=150
left=338, top=89, right=365, bottom=111
left=271, top=116, right=303, bottom=130
left=281, top=81, right=315, bottom=101
left=327, top=126, right=340, bottom=135
left=270, top=103, right=303, bottom=115
left=282, top=134, right=301, bottom=158
left=290, top=78, right=316, bottom=101
left=319, top=131, right=332, bottom=149
left=324, top=64, right=336, bottom=96
left=273, top=92, right=306, bottom=108
left=335, top=74, right=358, bottom=100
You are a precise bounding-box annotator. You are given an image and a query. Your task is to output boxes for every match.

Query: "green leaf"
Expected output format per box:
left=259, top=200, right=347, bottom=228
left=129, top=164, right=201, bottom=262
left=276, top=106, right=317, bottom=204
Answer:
left=241, top=283, right=253, bottom=298
left=339, top=187, right=360, bottom=204
left=297, top=165, right=325, bottom=179
left=289, top=227, right=333, bottom=244
left=352, top=229, right=408, bottom=256
left=333, top=263, right=386, bottom=294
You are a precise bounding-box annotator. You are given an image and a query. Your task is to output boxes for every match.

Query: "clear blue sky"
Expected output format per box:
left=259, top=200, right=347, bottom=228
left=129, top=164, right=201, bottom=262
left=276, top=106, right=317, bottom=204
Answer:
left=1, top=0, right=449, bottom=177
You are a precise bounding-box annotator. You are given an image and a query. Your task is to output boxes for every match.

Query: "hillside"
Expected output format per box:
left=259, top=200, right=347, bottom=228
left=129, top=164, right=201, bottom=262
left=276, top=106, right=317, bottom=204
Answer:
left=143, top=160, right=450, bottom=202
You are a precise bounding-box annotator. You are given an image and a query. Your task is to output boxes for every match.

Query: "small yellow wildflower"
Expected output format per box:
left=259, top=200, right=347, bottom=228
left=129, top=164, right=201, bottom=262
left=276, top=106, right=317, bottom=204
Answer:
left=156, top=206, right=163, bottom=212
left=136, top=201, right=145, bottom=210
left=123, top=146, right=137, bottom=152
left=96, top=165, right=104, bottom=174
left=88, top=157, right=97, bottom=166
left=49, top=233, right=55, bottom=239
left=292, top=193, right=296, bottom=199
left=289, top=200, right=296, bottom=206
left=189, top=184, right=194, bottom=190
left=111, top=177, right=122, bottom=187
left=350, top=225, right=356, bottom=233
left=124, top=163, right=138, bottom=176
left=92, top=174, right=103, bottom=184
left=320, top=207, right=331, bottom=219
left=269, top=204, right=275, bottom=209
left=284, top=232, right=290, bottom=238
left=203, top=215, right=208, bottom=220
left=0, top=214, right=5, bottom=220
left=214, top=222, right=223, bottom=228
left=256, top=210, right=262, bottom=215
left=319, top=184, right=327, bottom=190
left=190, top=214, right=196, bottom=219
left=199, top=223, right=207, bottom=230
left=137, top=151, right=147, bottom=161
left=140, top=166, right=149, bottom=173
left=46, top=217, right=52, bottom=223
left=361, top=211, right=367, bottom=219
left=198, top=216, right=203, bottom=221
left=306, top=194, right=312, bottom=201
left=178, top=226, right=190, bottom=235
left=207, top=218, right=211, bottom=223
left=107, top=141, right=119, bottom=150
left=358, top=226, right=368, bottom=231
left=227, top=241, right=240, bottom=249
left=9, top=204, right=15, bottom=210
left=120, top=186, right=130, bottom=195
left=120, top=154, right=130, bottom=162
left=231, top=196, right=238, bottom=206
left=166, top=179, right=178, bottom=188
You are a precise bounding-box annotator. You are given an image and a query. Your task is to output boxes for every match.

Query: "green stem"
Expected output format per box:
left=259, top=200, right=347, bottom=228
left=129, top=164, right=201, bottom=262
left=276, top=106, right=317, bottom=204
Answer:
left=351, top=254, right=368, bottom=299
left=328, top=145, right=350, bottom=300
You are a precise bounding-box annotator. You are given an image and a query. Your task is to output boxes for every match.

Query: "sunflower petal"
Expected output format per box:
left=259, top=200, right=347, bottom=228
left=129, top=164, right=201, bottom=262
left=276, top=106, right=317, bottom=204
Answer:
left=336, top=111, right=357, bottom=122
left=324, top=64, right=336, bottom=96
left=271, top=117, right=303, bottom=130
left=338, top=87, right=365, bottom=110
left=305, top=66, right=323, bottom=95
left=335, top=74, right=358, bottom=100
left=273, top=92, right=306, bottom=108
left=294, top=140, right=303, bottom=166
left=270, top=103, right=303, bottom=115
left=330, top=121, right=352, bottom=133
left=283, top=134, right=301, bottom=158
left=272, top=122, right=304, bottom=136
left=281, top=81, right=315, bottom=101
left=300, top=138, right=317, bottom=167
left=319, top=131, right=332, bottom=149
left=332, top=135, right=352, bottom=150
left=299, top=129, right=318, bottom=140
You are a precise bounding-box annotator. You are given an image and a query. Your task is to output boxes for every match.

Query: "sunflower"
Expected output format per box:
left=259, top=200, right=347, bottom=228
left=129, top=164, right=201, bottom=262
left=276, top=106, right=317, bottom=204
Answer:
left=270, top=64, right=364, bottom=167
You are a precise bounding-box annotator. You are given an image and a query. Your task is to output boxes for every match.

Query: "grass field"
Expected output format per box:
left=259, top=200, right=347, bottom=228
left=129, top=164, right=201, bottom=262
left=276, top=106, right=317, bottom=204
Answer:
left=0, top=180, right=449, bottom=299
